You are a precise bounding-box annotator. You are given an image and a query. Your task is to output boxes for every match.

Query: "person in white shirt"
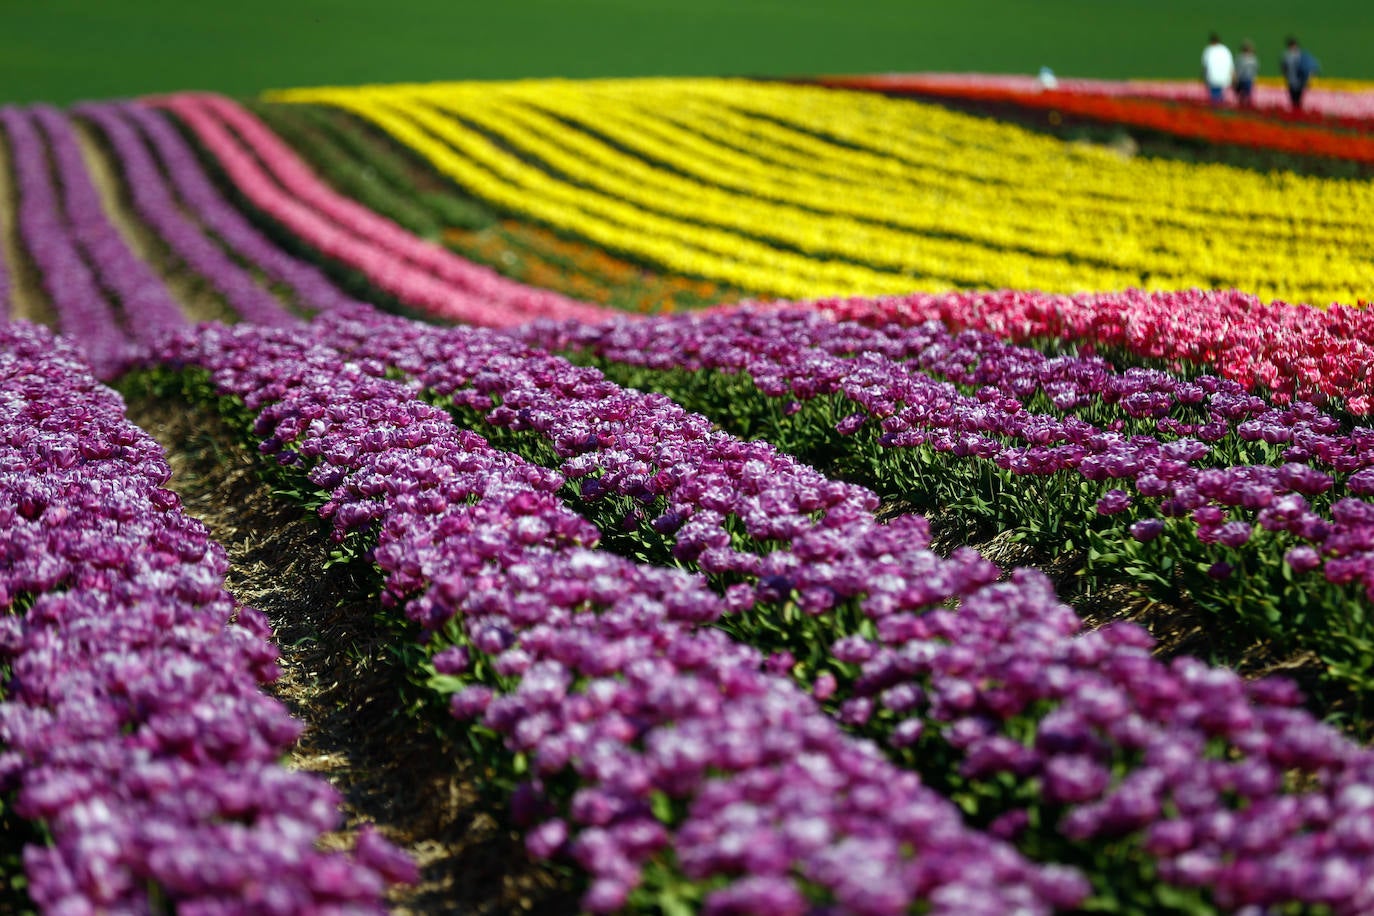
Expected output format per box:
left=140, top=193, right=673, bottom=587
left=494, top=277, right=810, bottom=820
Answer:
left=1201, top=33, right=1235, bottom=105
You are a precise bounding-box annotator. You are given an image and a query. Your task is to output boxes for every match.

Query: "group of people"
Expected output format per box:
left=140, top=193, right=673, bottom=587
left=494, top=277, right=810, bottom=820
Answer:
left=1202, top=33, right=1320, bottom=109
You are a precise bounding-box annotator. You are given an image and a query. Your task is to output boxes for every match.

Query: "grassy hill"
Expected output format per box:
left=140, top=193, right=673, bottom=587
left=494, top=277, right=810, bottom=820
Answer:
left=1, top=0, right=1371, bottom=104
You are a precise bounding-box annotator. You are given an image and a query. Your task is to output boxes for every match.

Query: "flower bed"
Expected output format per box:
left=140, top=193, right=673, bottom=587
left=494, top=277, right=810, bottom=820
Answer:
left=133, top=315, right=1082, bottom=914
left=312, top=305, right=1374, bottom=912
left=271, top=78, right=1374, bottom=307
left=0, top=106, right=132, bottom=377
left=76, top=102, right=299, bottom=327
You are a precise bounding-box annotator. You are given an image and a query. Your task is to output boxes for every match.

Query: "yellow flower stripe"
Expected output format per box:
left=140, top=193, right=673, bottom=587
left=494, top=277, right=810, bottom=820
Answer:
left=269, top=78, right=1374, bottom=306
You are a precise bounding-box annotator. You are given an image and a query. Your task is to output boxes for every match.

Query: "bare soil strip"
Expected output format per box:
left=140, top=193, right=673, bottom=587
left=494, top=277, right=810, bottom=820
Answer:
left=0, top=127, right=58, bottom=325
left=125, top=394, right=579, bottom=915
left=71, top=120, right=238, bottom=326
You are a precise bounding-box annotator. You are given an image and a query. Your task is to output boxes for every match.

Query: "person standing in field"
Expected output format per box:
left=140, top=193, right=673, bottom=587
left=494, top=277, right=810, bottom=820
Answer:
left=1201, top=33, right=1235, bottom=106
left=1281, top=37, right=1320, bottom=110
left=1234, top=40, right=1259, bottom=107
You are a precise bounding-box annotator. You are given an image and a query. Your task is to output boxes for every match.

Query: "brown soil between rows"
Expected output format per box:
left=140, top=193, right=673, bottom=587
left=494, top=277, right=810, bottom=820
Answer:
left=125, top=394, right=580, bottom=915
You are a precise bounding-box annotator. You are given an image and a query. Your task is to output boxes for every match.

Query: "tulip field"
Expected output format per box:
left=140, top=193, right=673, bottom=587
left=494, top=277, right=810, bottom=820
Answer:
left=6, top=74, right=1374, bottom=914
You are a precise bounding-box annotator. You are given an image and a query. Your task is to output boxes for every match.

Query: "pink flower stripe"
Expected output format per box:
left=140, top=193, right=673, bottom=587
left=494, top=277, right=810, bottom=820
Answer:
left=151, top=94, right=612, bottom=327
left=195, top=95, right=606, bottom=320
left=730, top=287, right=1374, bottom=414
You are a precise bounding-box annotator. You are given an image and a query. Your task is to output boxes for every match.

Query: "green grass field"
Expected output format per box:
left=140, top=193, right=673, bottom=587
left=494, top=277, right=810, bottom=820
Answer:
left=1, top=0, right=1371, bottom=105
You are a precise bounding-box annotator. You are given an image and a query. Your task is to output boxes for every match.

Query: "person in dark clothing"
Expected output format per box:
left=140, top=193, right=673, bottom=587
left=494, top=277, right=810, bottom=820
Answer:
left=1281, top=37, right=1320, bottom=110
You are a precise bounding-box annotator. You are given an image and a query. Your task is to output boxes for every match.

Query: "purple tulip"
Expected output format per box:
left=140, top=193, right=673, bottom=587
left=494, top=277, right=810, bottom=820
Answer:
left=1130, top=518, right=1166, bottom=542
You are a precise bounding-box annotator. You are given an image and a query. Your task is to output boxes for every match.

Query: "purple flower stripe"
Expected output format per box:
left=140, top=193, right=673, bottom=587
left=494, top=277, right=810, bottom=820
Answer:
left=575, top=306, right=1232, bottom=423
left=0, top=107, right=130, bottom=378
left=145, top=316, right=1084, bottom=915
left=0, top=321, right=412, bottom=914
left=119, top=102, right=367, bottom=314
left=28, top=105, right=187, bottom=341
left=521, top=308, right=1374, bottom=598
left=314, top=306, right=1374, bottom=912
left=74, top=102, right=299, bottom=328
left=0, top=207, right=9, bottom=320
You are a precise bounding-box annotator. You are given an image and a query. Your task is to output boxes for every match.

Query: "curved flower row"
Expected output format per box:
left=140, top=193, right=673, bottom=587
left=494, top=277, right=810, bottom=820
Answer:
left=312, top=306, right=1374, bottom=912
left=0, top=321, right=411, bottom=913
left=420, top=88, right=1145, bottom=292
left=596, top=82, right=1334, bottom=250
left=254, top=100, right=749, bottom=313
left=693, top=79, right=1372, bottom=255
left=75, top=102, right=300, bottom=328
left=838, top=570, right=1374, bottom=914
left=531, top=305, right=1365, bottom=457
left=0, top=106, right=133, bottom=377
left=140, top=314, right=1080, bottom=915
left=313, top=308, right=978, bottom=611
left=28, top=105, right=187, bottom=339
left=420, top=80, right=1353, bottom=294
left=152, top=94, right=613, bottom=327
left=271, top=78, right=1374, bottom=306
left=289, top=90, right=926, bottom=300
left=488, top=84, right=1213, bottom=283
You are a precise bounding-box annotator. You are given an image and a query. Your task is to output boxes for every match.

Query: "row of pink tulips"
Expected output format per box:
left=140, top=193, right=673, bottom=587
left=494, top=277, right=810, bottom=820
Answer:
left=152, top=94, right=612, bottom=327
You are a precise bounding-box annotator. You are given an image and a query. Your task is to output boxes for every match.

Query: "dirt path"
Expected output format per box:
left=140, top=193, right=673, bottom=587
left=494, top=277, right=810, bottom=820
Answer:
left=71, top=119, right=238, bottom=326
left=0, top=125, right=58, bottom=325
left=126, top=394, right=578, bottom=915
